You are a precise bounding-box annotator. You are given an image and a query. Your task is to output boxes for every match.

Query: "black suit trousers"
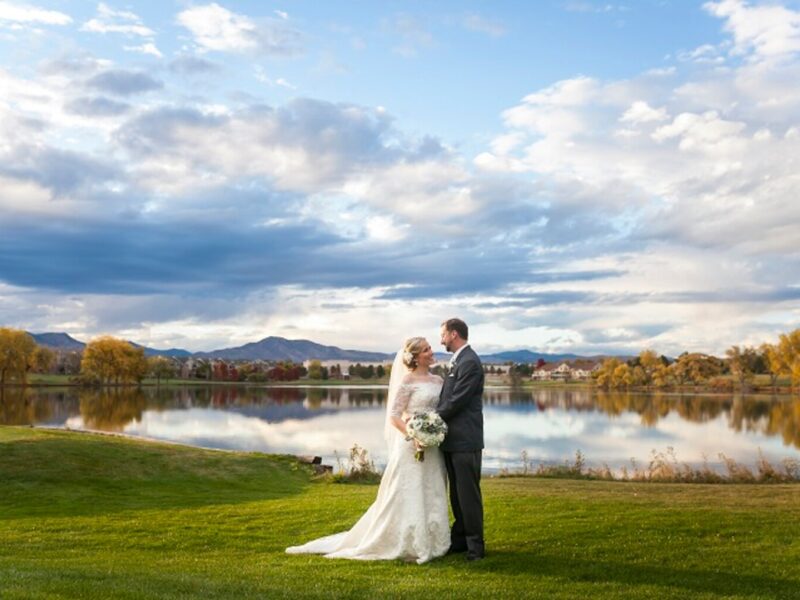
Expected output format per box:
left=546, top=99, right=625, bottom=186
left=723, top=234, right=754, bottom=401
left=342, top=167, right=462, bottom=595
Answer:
left=444, top=450, right=485, bottom=558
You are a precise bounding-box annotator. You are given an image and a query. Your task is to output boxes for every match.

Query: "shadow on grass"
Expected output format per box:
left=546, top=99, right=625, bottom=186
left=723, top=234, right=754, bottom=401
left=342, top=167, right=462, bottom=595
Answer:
left=452, top=549, right=800, bottom=598
left=0, top=433, right=311, bottom=519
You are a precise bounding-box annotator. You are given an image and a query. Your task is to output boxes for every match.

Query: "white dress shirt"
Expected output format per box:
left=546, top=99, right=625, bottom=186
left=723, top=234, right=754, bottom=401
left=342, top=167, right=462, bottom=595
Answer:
left=449, top=343, right=470, bottom=367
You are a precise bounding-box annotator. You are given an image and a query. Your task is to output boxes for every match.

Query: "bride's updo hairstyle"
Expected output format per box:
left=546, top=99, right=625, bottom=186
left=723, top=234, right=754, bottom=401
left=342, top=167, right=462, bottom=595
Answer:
left=402, top=337, right=427, bottom=370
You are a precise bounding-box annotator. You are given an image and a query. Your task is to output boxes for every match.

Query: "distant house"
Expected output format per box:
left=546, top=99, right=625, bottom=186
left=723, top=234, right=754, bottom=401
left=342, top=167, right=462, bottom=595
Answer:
left=531, top=363, right=560, bottom=381
left=180, top=358, right=196, bottom=379
left=551, top=363, right=572, bottom=380
left=570, top=360, right=601, bottom=380
left=531, top=360, right=601, bottom=381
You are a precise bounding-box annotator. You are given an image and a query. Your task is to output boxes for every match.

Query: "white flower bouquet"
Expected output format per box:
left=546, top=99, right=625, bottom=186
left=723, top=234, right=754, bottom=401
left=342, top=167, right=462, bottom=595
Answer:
left=405, top=411, right=448, bottom=462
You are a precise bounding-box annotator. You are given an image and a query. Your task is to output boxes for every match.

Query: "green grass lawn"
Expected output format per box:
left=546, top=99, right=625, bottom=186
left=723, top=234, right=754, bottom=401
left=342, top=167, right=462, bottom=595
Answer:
left=1, top=426, right=799, bottom=599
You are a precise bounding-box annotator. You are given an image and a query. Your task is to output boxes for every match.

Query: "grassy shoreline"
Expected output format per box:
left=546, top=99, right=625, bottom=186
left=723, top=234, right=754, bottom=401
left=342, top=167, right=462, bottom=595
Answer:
left=2, top=425, right=799, bottom=598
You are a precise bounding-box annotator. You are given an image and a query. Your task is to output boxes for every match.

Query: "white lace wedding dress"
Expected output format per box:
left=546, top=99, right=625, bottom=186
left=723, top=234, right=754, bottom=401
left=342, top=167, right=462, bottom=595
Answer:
left=286, top=375, right=450, bottom=564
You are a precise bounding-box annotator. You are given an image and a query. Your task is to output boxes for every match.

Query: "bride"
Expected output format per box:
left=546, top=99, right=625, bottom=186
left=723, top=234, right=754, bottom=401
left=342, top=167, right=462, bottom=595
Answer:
left=286, top=336, right=450, bottom=564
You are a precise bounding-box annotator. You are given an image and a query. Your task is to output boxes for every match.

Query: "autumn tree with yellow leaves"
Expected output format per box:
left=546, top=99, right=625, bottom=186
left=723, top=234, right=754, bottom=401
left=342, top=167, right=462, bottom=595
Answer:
left=80, top=336, right=148, bottom=385
left=777, top=330, right=800, bottom=390
left=0, top=328, right=38, bottom=385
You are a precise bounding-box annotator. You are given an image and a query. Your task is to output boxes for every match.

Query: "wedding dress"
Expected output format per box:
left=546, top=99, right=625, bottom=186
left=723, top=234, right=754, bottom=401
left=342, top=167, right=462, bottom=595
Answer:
left=286, top=370, right=450, bottom=564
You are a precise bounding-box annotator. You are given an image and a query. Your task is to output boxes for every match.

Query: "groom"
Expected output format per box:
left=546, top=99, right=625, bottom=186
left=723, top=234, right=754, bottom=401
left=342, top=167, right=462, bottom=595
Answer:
left=437, top=318, right=485, bottom=561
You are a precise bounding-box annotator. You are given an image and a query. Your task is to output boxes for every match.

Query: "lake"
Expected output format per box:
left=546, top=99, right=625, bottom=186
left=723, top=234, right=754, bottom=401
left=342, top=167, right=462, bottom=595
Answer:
left=2, top=385, right=799, bottom=473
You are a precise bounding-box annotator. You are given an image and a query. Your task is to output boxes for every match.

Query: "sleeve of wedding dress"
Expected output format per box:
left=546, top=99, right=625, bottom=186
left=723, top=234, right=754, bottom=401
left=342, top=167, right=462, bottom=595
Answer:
left=389, top=382, right=412, bottom=419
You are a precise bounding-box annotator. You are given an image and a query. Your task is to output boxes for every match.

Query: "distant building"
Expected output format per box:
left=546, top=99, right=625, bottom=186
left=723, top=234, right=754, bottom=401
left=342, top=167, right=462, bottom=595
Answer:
left=531, top=361, right=601, bottom=381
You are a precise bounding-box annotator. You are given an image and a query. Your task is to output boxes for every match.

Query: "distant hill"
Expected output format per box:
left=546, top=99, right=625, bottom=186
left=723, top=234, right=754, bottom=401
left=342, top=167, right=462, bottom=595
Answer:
left=481, top=350, right=583, bottom=364
left=26, top=331, right=621, bottom=364
left=128, top=342, right=192, bottom=358
left=28, top=332, right=85, bottom=351
left=193, top=336, right=393, bottom=362
left=30, top=332, right=191, bottom=358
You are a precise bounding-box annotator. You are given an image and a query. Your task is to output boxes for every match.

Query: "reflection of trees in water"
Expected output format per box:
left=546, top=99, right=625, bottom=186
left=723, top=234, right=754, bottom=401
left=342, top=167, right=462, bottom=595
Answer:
left=482, top=387, right=800, bottom=449
left=79, top=388, right=148, bottom=431
left=296, top=388, right=384, bottom=409
left=762, top=400, right=800, bottom=449
left=9, top=385, right=800, bottom=449
left=343, top=389, right=383, bottom=408
left=0, top=387, right=54, bottom=424
left=531, top=389, right=800, bottom=450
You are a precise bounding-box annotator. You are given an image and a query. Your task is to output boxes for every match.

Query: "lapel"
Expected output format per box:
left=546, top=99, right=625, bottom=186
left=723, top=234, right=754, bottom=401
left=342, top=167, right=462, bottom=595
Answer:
left=451, top=345, right=471, bottom=371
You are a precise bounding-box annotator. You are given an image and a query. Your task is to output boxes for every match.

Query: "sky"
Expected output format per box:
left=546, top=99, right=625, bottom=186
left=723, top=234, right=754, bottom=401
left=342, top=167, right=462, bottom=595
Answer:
left=1, top=0, right=799, bottom=356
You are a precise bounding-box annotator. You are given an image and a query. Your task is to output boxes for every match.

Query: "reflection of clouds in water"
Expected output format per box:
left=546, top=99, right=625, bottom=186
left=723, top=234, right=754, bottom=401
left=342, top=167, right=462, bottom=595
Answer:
left=55, top=392, right=800, bottom=473
left=485, top=409, right=800, bottom=471
left=65, top=416, right=86, bottom=429
left=486, top=408, right=586, bottom=440
left=123, top=407, right=389, bottom=466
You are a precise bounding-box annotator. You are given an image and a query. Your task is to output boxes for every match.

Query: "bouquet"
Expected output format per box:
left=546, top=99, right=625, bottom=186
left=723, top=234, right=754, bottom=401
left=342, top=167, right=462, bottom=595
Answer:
left=405, top=412, right=448, bottom=462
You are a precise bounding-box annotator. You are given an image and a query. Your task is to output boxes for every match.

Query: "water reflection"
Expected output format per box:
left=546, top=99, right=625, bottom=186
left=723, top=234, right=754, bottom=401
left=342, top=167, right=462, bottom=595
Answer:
left=2, top=386, right=800, bottom=472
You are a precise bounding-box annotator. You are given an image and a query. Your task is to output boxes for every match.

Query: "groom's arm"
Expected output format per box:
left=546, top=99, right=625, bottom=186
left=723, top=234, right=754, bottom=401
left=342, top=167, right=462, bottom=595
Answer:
left=438, top=359, right=482, bottom=421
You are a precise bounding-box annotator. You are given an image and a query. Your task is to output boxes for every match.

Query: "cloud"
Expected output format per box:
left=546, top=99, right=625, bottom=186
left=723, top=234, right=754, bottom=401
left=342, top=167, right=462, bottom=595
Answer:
left=0, top=216, right=344, bottom=295
left=467, top=3, right=800, bottom=354
left=704, top=0, right=800, bottom=62
left=0, top=1, right=71, bottom=26
left=2, top=2, right=800, bottom=357
left=124, top=42, right=163, bottom=58
left=80, top=4, right=163, bottom=59
left=0, top=146, right=121, bottom=198
left=462, top=13, right=506, bottom=37
left=38, top=53, right=111, bottom=76
left=619, top=100, right=669, bottom=124
left=86, top=69, right=163, bottom=96
left=678, top=43, right=726, bottom=65
left=177, top=3, right=302, bottom=56
left=81, top=2, right=154, bottom=37
left=111, top=99, right=427, bottom=198
left=563, top=2, right=626, bottom=14
left=65, top=95, right=130, bottom=117
left=254, top=67, right=296, bottom=89
left=168, top=55, right=221, bottom=76
left=389, top=13, right=434, bottom=58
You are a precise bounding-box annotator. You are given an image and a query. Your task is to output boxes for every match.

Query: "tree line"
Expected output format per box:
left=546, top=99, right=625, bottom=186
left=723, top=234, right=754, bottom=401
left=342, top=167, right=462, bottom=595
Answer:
left=306, top=361, right=387, bottom=380
left=0, top=328, right=56, bottom=385
left=594, top=328, right=800, bottom=390
left=0, top=330, right=309, bottom=386
left=3, top=326, right=799, bottom=389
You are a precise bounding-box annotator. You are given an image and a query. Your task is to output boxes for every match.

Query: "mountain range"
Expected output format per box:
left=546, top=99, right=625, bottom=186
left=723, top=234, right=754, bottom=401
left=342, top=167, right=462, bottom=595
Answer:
left=27, top=332, right=605, bottom=364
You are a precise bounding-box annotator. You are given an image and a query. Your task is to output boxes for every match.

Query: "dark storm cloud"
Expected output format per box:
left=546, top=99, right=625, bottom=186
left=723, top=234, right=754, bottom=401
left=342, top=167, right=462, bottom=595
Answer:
left=86, top=69, right=163, bottom=96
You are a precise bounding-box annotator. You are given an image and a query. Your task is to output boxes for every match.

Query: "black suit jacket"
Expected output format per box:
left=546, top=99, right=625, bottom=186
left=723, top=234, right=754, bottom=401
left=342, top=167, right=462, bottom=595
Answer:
left=437, top=346, right=484, bottom=452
